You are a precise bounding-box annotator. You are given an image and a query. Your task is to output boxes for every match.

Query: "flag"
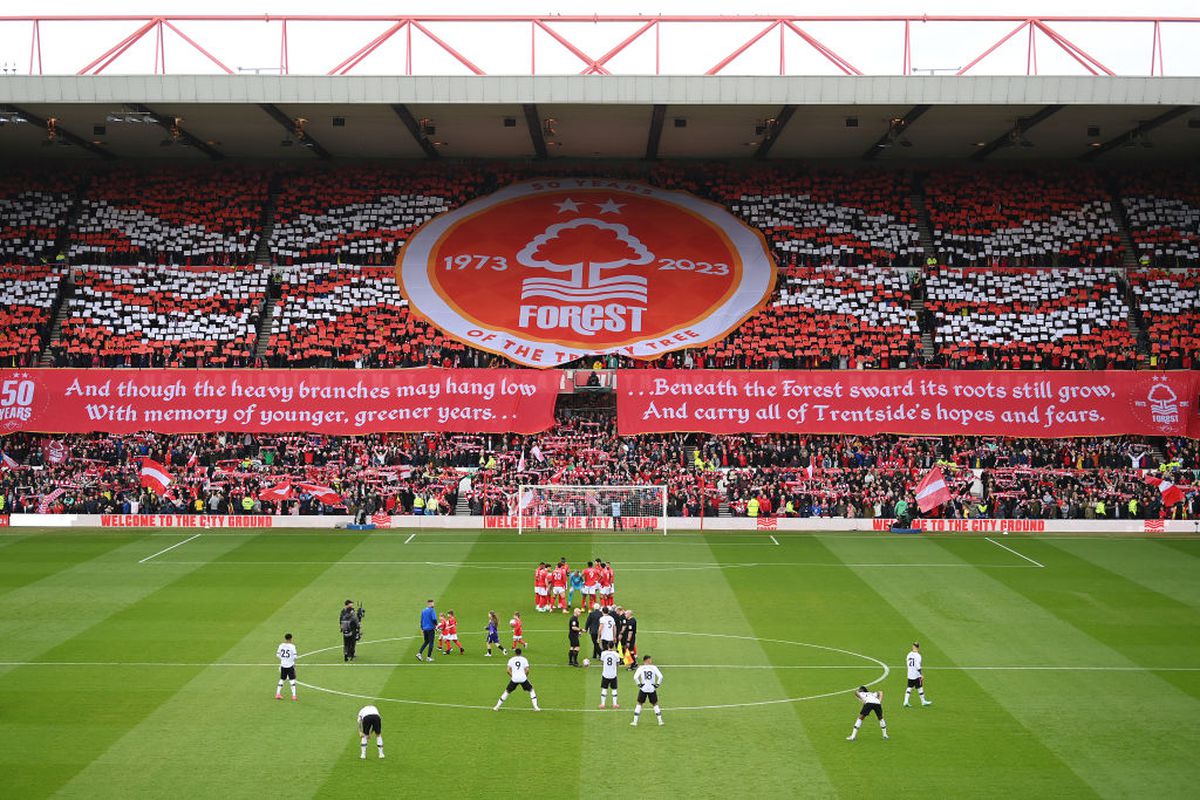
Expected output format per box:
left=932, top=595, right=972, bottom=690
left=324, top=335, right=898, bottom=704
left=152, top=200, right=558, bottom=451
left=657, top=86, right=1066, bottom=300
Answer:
left=549, top=465, right=567, bottom=484
left=299, top=482, right=342, bottom=505
left=531, top=445, right=545, bottom=463
left=186, top=452, right=198, bottom=470
left=139, top=458, right=174, bottom=494
left=805, top=462, right=815, bottom=480
left=0, top=451, right=18, bottom=470
left=517, top=449, right=526, bottom=473
left=914, top=466, right=951, bottom=512
left=37, top=487, right=66, bottom=514
left=1145, top=474, right=1185, bottom=507
left=371, top=511, right=392, bottom=528
left=258, top=481, right=293, bottom=503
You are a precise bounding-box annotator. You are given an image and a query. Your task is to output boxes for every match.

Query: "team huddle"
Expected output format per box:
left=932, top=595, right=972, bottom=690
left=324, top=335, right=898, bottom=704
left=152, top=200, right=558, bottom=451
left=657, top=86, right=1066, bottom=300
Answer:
left=534, top=558, right=615, bottom=613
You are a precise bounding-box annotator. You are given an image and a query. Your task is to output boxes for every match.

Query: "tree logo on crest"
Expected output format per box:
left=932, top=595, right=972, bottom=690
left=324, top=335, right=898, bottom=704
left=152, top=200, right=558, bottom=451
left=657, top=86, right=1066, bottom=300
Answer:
left=396, top=180, right=776, bottom=368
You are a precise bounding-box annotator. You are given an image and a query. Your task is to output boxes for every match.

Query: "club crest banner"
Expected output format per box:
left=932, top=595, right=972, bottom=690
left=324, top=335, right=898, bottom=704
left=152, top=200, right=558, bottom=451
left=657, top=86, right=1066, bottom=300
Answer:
left=396, top=180, right=777, bottom=368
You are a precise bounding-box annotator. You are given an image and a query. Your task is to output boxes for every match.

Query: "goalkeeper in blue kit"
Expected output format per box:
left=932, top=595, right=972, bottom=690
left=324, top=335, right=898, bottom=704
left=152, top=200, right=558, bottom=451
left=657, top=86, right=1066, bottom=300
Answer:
left=568, top=569, right=585, bottom=608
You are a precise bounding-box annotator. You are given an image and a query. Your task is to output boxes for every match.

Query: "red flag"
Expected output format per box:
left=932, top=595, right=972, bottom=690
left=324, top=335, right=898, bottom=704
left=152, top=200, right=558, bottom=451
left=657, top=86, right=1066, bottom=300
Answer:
left=259, top=481, right=294, bottom=503
left=299, top=482, right=342, bottom=505
left=914, top=466, right=951, bottom=512
left=0, top=451, right=18, bottom=470
left=139, top=458, right=174, bottom=494
left=1145, top=474, right=1185, bottom=507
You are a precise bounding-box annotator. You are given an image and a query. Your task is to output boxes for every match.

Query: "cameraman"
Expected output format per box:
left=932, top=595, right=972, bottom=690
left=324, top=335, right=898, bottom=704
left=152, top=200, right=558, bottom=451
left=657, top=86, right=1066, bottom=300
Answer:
left=340, top=599, right=360, bottom=662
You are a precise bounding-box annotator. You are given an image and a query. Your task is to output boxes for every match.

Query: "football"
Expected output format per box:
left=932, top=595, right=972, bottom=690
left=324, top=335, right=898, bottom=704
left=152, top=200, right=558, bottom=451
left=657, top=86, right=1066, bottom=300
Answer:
left=582, top=658, right=590, bottom=666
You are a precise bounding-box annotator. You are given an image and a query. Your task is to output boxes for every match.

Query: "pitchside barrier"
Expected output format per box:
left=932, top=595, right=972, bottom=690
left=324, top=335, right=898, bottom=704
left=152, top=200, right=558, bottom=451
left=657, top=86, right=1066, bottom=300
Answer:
left=4, top=514, right=1197, bottom=534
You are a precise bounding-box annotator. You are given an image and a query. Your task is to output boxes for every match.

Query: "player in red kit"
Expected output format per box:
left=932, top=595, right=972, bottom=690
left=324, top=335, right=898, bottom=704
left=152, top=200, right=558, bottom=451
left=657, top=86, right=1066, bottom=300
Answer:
left=510, top=611, right=526, bottom=649
left=441, top=609, right=464, bottom=655
left=534, top=562, right=549, bottom=612
left=598, top=561, right=614, bottom=607
left=582, top=562, right=598, bottom=610
left=551, top=563, right=569, bottom=613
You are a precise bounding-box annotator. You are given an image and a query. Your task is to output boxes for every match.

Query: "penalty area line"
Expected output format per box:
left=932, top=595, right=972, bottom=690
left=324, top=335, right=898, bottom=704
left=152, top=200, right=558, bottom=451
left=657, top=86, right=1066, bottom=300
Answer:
left=404, top=533, right=416, bottom=544
left=138, top=533, right=201, bottom=564
left=985, top=536, right=1045, bottom=568
left=769, top=535, right=780, bottom=546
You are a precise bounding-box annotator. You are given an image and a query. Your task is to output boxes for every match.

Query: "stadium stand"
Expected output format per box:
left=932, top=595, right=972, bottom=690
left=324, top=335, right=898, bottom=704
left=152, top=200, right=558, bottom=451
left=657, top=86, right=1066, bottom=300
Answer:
left=0, top=426, right=1191, bottom=521
left=689, top=265, right=920, bottom=369
left=924, top=169, right=1123, bottom=266
left=0, top=264, right=64, bottom=367
left=924, top=266, right=1139, bottom=369
left=49, top=265, right=267, bottom=367
left=1118, top=168, right=1200, bottom=267
left=1129, top=268, right=1200, bottom=369
left=268, top=165, right=495, bottom=264
left=717, top=167, right=923, bottom=267
left=68, top=167, right=267, bottom=264
left=266, top=264, right=493, bottom=368
left=0, top=168, right=75, bottom=263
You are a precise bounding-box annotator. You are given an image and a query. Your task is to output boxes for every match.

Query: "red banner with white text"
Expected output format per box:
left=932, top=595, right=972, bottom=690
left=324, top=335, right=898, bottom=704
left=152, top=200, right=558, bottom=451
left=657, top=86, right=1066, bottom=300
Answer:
left=0, top=369, right=560, bottom=435
left=617, top=370, right=1200, bottom=438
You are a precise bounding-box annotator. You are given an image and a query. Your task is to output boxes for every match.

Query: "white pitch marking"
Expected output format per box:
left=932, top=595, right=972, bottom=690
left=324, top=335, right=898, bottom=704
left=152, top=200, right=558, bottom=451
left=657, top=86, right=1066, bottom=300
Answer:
left=137, top=533, right=201, bottom=564
left=769, top=535, right=780, bottom=546
left=404, top=533, right=416, bottom=544
left=985, top=536, right=1045, bottom=568
left=2, top=662, right=1194, bottom=673
left=143, top=560, right=1037, bottom=570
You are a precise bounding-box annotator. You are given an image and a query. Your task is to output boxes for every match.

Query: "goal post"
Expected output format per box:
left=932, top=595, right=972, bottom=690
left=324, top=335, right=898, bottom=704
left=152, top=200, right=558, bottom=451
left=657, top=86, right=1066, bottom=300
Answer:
left=517, top=485, right=668, bottom=535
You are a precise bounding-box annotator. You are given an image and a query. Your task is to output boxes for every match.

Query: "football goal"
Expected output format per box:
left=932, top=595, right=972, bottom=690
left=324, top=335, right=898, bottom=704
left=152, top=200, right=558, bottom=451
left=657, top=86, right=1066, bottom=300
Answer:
left=516, top=484, right=668, bottom=534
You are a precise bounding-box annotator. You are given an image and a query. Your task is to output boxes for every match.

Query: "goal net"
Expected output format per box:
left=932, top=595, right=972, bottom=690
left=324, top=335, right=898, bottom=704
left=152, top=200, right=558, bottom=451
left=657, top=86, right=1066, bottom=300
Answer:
left=516, top=485, right=667, bottom=534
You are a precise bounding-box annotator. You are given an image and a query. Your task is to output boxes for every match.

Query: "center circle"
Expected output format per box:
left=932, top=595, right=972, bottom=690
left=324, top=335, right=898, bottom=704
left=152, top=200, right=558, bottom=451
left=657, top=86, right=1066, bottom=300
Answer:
left=296, top=630, right=888, bottom=713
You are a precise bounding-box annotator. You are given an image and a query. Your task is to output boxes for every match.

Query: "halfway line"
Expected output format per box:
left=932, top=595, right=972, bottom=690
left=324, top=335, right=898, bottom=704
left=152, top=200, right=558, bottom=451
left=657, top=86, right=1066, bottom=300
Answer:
left=138, top=533, right=201, bottom=564
left=985, top=536, right=1045, bottom=568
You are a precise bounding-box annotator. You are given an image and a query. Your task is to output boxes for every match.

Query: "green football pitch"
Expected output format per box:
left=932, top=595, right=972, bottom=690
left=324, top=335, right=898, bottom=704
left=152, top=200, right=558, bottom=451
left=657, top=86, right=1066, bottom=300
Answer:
left=1, top=528, right=1199, bottom=799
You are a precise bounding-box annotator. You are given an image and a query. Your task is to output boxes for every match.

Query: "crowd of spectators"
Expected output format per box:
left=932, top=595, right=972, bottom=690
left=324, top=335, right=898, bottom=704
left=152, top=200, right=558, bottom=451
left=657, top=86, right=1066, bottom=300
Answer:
left=1118, top=168, right=1200, bottom=267
left=268, top=165, right=493, bottom=264
left=0, top=265, right=63, bottom=367
left=1129, top=268, right=1199, bottom=370
left=2, top=412, right=1194, bottom=521
left=264, top=264, right=496, bottom=368
left=924, top=169, right=1123, bottom=267
left=68, top=167, right=268, bottom=265
left=924, top=266, right=1139, bottom=369
left=48, top=265, right=268, bottom=368
left=0, top=167, right=75, bottom=263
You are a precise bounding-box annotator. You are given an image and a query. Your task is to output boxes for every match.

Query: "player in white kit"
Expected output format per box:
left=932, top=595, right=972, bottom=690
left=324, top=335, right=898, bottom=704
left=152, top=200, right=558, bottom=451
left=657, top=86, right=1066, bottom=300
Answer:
left=597, top=608, right=617, bottom=647
left=275, top=633, right=297, bottom=700
left=630, top=655, right=664, bottom=726
left=357, top=704, right=384, bottom=759
left=598, top=645, right=621, bottom=708
left=903, top=642, right=933, bottom=707
left=847, top=686, right=888, bottom=740
left=493, top=648, right=540, bottom=711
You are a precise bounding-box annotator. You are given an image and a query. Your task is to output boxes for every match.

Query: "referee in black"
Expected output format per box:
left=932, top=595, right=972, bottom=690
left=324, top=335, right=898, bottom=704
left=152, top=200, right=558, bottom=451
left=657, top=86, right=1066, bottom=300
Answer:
left=585, top=603, right=602, bottom=659
left=340, top=600, right=360, bottom=662
left=568, top=607, right=583, bottom=667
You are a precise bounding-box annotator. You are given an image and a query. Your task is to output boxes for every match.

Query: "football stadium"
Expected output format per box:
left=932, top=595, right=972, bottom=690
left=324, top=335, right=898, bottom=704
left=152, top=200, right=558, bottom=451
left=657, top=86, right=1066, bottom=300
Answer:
left=1, top=3, right=1199, bottom=797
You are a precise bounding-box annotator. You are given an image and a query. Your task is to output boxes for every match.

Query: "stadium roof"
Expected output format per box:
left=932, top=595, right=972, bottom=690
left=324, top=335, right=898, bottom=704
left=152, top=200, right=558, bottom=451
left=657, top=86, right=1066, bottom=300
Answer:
left=1, top=75, right=1197, bottom=162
